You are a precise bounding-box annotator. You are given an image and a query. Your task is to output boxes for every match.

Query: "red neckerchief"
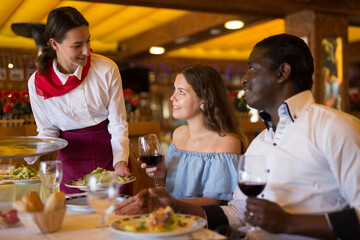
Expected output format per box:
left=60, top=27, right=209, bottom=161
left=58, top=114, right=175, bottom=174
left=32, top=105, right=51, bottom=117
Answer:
left=35, top=55, right=91, bottom=99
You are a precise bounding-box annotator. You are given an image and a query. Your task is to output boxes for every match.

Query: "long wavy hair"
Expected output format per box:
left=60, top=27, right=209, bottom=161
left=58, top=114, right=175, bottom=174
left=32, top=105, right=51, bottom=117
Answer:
left=36, top=6, right=89, bottom=75
left=178, top=65, right=248, bottom=153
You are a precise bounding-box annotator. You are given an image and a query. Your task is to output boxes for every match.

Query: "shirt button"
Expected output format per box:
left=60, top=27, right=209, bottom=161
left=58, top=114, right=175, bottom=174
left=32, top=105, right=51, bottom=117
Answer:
left=273, top=143, right=277, bottom=146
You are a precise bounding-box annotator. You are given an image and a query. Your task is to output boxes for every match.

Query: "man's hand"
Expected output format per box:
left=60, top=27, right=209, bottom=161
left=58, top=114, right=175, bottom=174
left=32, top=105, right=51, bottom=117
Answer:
left=114, top=161, right=132, bottom=176
left=114, top=189, right=150, bottom=215
left=114, top=188, right=176, bottom=215
left=244, top=197, right=291, bottom=233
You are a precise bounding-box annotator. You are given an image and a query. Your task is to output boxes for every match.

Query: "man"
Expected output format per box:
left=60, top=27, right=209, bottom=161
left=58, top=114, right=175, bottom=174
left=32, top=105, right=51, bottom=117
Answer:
left=115, top=34, right=360, bottom=239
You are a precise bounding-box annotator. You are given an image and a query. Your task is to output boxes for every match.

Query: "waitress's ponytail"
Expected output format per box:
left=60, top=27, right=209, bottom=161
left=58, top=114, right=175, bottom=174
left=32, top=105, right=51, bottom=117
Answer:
left=36, top=44, right=56, bottom=75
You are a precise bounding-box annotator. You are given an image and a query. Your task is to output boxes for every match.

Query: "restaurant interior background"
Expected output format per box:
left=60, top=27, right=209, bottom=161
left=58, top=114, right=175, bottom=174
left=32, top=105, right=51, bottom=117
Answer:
left=1, top=0, right=360, bottom=147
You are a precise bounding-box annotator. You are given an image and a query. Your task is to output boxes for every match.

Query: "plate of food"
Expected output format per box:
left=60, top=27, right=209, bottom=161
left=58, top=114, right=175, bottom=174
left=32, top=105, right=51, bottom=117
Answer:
left=110, top=206, right=207, bottom=239
left=65, top=167, right=136, bottom=191
left=6, top=165, right=40, bottom=184
left=66, top=193, right=131, bottom=212
left=0, top=136, right=68, bottom=159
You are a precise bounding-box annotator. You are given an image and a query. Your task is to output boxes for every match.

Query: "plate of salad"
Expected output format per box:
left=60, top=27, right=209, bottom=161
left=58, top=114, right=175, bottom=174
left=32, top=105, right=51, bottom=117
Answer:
left=7, top=165, right=40, bottom=184
left=65, top=167, right=136, bottom=191
left=110, top=206, right=207, bottom=238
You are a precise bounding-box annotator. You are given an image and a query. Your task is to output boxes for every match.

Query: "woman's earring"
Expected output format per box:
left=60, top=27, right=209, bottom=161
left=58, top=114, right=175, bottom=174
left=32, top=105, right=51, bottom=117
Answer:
left=200, top=104, right=205, bottom=110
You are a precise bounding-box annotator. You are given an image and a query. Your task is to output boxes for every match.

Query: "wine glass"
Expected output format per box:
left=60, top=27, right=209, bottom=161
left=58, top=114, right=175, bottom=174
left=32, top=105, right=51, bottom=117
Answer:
left=87, top=174, right=119, bottom=229
left=39, top=160, right=63, bottom=194
left=138, top=134, right=162, bottom=188
left=237, top=155, right=267, bottom=233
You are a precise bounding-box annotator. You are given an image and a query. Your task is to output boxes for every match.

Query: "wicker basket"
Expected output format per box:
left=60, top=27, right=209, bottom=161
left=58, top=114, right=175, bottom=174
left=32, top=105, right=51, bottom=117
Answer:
left=18, top=207, right=66, bottom=234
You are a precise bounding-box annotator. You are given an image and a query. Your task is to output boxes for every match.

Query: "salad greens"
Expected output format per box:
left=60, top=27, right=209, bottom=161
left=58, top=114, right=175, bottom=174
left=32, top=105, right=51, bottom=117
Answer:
left=81, top=167, right=126, bottom=184
left=9, top=165, right=39, bottom=180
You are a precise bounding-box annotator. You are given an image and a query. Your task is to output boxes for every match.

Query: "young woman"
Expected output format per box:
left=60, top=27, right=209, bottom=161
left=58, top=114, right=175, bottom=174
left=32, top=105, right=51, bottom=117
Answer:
left=142, top=65, right=248, bottom=206
left=27, top=6, right=131, bottom=194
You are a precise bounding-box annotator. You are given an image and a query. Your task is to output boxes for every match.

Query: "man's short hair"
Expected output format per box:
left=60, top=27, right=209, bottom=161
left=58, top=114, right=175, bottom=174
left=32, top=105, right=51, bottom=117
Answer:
left=254, top=34, right=314, bottom=91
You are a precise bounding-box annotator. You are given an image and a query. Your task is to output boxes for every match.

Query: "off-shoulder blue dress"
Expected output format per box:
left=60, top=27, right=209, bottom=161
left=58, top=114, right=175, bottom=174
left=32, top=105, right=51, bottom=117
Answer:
left=165, top=143, right=239, bottom=201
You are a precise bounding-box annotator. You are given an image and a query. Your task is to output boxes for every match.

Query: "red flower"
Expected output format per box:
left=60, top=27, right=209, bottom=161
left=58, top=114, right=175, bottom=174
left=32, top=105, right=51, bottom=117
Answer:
left=3, top=103, right=13, bottom=113
left=123, top=88, right=133, bottom=97
left=231, top=91, right=239, bottom=97
left=12, top=90, right=20, bottom=99
left=20, top=90, right=28, bottom=98
left=129, top=98, right=139, bottom=106
left=2, top=90, right=11, bottom=97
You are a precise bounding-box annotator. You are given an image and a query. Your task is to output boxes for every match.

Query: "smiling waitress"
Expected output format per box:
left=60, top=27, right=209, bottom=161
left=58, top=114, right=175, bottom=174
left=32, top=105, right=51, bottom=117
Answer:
left=27, top=6, right=131, bottom=194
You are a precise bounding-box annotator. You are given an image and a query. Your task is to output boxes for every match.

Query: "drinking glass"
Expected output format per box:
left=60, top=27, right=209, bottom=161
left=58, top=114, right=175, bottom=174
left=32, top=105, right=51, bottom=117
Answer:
left=237, top=155, right=267, bottom=233
left=39, top=160, right=63, bottom=194
left=138, top=134, right=162, bottom=188
left=87, top=174, right=119, bottom=229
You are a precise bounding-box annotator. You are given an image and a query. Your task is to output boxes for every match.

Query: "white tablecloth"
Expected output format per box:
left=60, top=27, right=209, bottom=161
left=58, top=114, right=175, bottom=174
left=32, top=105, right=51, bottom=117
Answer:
left=1, top=202, right=226, bottom=240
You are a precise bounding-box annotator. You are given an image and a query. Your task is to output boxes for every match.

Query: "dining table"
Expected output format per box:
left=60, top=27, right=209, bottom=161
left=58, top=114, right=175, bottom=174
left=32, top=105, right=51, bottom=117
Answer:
left=0, top=195, right=227, bottom=240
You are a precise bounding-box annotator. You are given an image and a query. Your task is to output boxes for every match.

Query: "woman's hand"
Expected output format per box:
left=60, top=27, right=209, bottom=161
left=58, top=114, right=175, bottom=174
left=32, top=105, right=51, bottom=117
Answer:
left=138, top=154, right=166, bottom=179
left=114, top=161, right=132, bottom=176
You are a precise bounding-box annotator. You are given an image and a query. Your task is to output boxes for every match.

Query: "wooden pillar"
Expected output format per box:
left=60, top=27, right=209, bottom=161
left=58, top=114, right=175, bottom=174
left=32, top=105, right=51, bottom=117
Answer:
left=285, top=10, right=349, bottom=112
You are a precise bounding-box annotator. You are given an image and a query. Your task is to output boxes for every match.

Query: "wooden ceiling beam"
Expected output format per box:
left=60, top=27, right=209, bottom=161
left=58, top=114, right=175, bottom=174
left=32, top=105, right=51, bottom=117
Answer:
left=111, top=12, right=267, bottom=60
left=72, top=0, right=360, bottom=15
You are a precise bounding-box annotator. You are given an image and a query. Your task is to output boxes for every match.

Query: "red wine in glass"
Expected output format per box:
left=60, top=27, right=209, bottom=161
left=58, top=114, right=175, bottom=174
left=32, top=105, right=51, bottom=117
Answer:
left=140, top=155, right=162, bottom=167
left=237, top=155, right=267, bottom=233
left=138, top=134, right=163, bottom=188
left=238, top=182, right=266, bottom=197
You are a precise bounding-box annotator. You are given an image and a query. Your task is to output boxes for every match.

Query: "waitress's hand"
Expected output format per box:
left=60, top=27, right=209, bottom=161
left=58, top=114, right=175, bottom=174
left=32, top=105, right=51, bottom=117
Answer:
left=114, top=161, right=132, bottom=176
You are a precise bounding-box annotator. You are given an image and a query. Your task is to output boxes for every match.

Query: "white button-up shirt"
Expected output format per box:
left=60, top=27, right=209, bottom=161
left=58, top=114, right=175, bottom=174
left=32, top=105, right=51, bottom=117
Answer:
left=28, top=54, right=129, bottom=166
left=221, top=91, right=360, bottom=239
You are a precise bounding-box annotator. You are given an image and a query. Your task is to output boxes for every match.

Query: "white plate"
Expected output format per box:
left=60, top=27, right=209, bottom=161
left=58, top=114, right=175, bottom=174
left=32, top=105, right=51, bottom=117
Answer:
left=65, top=176, right=136, bottom=191
left=8, top=179, right=40, bottom=184
left=66, top=193, right=131, bottom=212
left=110, top=214, right=207, bottom=239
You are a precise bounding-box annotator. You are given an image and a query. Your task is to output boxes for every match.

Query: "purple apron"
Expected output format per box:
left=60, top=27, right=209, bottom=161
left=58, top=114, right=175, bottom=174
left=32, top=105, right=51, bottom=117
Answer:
left=58, top=119, right=132, bottom=195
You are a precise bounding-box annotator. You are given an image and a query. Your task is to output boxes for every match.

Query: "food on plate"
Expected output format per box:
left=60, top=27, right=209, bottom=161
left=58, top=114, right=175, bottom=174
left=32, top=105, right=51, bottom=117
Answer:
left=0, top=145, right=37, bottom=157
left=0, top=209, right=20, bottom=228
left=8, top=165, right=39, bottom=180
left=72, top=167, right=131, bottom=186
left=124, top=206, right=187, bottom=232
left=44, top=192, right=65, bottom=213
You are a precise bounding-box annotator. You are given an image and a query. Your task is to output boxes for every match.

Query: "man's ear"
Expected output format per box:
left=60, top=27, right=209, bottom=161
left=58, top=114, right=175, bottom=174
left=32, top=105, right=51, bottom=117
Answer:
left=277, top=63, right=291, bottom=83
left=49, top=38, right=58, bottom=50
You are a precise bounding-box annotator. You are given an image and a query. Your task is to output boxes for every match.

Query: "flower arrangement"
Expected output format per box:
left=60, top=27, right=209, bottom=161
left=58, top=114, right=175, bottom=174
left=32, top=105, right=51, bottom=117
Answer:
left=0, top=90, right=32, bottom=120
left=123, top=88, right=140, bottom=114
left=231, top=90, right=250, bottom=112
left=349, top=92, right=360, bottom=112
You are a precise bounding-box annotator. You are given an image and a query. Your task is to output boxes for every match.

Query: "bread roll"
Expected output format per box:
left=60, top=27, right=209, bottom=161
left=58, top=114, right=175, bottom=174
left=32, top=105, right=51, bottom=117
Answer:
left=12, top=200, right=27, bottom=212
left=44, top=192, right=65, bottom=213
left=22, top=192, right=44, bottom=212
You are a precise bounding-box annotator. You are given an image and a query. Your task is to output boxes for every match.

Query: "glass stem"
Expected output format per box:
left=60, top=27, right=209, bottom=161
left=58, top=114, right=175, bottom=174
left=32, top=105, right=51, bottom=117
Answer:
left=100, top=215, right=106, bottom=228
left=154, top=177, right=161, bottom=188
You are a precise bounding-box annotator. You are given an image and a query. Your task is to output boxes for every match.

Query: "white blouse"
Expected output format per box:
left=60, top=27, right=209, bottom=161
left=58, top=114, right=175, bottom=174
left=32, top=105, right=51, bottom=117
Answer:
left=28, top=54, right=129, bottom=166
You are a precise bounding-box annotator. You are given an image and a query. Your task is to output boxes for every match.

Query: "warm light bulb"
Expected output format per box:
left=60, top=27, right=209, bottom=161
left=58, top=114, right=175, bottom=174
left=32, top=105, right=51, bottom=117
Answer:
left=224, top=20, right=244, bottom=30
left=149, top=46, right=165, bottom=55
left=8, top=63, right=14, bottom=69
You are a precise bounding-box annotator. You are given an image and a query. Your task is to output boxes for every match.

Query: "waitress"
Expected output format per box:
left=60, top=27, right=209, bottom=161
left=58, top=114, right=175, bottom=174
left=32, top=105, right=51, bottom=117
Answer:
left=27, top=6, right=131, bottom=194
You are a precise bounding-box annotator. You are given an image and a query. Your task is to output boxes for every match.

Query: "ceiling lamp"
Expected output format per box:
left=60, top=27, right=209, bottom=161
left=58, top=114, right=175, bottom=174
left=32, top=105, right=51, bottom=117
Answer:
left=224, top=20, right=244, bottom=30
left=149, top=46, right=165, bottom=55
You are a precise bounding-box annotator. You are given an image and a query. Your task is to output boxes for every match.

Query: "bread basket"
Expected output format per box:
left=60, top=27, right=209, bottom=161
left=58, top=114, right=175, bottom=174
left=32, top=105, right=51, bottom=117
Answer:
left=18, top=206, right=66, bottom=234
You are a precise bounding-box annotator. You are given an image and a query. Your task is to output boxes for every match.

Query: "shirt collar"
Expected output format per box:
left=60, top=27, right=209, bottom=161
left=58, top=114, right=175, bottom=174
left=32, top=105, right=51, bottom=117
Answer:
left=259, top=90, right=315, bottom=130
left=52, top=59, right=83, bottom=85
